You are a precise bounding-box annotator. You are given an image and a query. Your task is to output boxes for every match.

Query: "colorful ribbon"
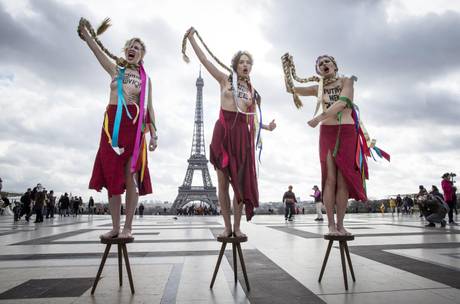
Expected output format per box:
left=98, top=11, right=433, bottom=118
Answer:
left=101, top=65, right=152, bottom=190
left=130, top=64, right=148, bottom=174
left=332, top=95, right=390, bottom=193
left=104, top=67, right=134, bottom=155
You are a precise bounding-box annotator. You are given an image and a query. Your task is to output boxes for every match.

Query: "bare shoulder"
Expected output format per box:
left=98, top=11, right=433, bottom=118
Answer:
left=340, top=76, right=355, bottom=87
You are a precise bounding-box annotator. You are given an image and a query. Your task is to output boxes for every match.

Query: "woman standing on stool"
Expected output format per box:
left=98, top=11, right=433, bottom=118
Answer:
left=78, top=18, right=158, bottom=239
left=282, top=54, right=389, bottom=236
left=183, top=27, right=276, bottom=238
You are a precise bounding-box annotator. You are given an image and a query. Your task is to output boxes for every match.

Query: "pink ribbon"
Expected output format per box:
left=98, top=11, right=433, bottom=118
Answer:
left=131, top=65, right=146, bottom=173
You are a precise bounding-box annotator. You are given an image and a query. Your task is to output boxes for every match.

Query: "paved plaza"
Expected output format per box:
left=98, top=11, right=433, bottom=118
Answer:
left=0, top=213, right=459, bottom=303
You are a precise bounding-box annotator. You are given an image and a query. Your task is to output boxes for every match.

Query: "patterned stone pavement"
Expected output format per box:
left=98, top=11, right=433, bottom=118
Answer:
left=0, top=212, right=458, bottom=303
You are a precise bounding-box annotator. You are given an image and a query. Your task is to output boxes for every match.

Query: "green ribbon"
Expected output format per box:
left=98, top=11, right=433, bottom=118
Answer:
left=332, top=96, right=353, bottom=157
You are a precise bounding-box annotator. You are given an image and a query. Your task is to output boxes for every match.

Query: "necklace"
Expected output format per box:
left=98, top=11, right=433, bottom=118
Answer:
left=116, top=57, right=140, bottom=70
left=323, top=76, right=338, bottom=86
left=238, top=75, right=250, bottom=82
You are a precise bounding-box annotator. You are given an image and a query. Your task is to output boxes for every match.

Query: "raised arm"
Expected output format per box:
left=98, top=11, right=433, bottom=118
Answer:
left=307, top=77, right=354, bottom=128
left=187, top=28, right=227, bottom=85
left=79, top=23, right=116, bottom=77
left=294, top=85, right=318, bottom=96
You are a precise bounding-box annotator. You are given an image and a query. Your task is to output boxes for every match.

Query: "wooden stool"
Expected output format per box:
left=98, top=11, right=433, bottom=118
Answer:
left=91, top=237, right=135, bottom=294
left=318, top=234, right=356, bottom=290
left=210, top=235, right=250, bottom=291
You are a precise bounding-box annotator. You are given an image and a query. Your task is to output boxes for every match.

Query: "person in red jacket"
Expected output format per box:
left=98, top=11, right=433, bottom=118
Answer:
left=441, top=173, right=456, bottom=225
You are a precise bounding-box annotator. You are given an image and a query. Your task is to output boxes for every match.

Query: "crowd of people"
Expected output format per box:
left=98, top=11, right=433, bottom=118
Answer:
left=0, top=181, right=97, bottom=223
left=1, top=172, right=457, bottom=231
left=387, top=194, right=414, bottom=215
left=415, top=173, right=457, bottom=227
left=176, top=204, right=219, bottom=216
left=277, top=172, right=457, bottom=230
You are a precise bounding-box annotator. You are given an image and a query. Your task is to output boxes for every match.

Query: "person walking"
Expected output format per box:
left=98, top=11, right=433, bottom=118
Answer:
left=311, top=185, right=323, bottom=221
left=46, top=190, right=55, bottom=218
left=389, top=197, right=396, bottom=214
left=441, top=173, right=457, bottom=225
left=33, top=184, right=45, bottom=223
left=283, top=185, right=297, bottom=221
left=88, top=196, right=95, bottom=215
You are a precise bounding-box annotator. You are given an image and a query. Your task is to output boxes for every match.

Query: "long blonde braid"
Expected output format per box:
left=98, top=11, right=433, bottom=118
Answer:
left=77, top=17, right=132, bottom=68
left=281, top=53, right=320, bottom=109
left=181, top=28, right=232, bottom=74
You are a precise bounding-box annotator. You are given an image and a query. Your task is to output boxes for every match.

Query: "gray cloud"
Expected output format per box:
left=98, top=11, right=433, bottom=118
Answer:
left=264, top=0, right=460, bottom=83
left=364, top=88, right=460, bottom=126
left=1, top=0, right=459, bottom=202
left=0, top=0, right=179, bottom=91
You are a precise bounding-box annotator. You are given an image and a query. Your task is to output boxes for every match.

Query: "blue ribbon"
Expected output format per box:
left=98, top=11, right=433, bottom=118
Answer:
left=373, top=146, right=383, bottom=158
left=112, top=67, right=133, bottom=148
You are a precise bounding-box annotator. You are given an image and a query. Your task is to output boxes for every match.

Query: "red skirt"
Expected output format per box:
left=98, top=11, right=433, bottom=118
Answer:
left=319, top=124, right=367, bottom=201
left=210, top=109, right=258, bottom=221
left=89, top=105, right=152, bottom=197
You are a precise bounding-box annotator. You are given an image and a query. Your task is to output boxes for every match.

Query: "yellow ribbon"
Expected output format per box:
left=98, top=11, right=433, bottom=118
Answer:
left=103, top=112, right=111, bottom=144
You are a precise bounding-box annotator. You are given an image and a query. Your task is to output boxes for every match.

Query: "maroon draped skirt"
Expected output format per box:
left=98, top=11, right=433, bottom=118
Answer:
left=89, top=105, right=152, bottom=197
left=319, top=124, right=367, bottom=201
left=210, top=109, right=258, bottom=221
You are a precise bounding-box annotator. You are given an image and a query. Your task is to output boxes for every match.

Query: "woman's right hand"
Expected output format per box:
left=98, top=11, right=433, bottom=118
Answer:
left=78, top=19, right=90, bottom=40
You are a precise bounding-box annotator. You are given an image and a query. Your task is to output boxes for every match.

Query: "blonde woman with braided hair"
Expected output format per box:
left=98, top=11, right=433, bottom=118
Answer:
left=283, top=54, right=389, bottom=236
left=78, top=18, right=158, bottom=239
left=183, top=27, right=276, bottom=238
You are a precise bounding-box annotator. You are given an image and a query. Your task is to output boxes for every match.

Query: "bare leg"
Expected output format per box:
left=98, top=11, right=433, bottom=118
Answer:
left=100, top=194, right=121, bottom=239
left=324, top=151, right=339, bottom=235
left=336, top=169, right=351, bottom=236
left=217, top=169, right=232, bottom=237
left=120, top=158, right=138, bottom=238
left=233, top=196, right=246, bottom=237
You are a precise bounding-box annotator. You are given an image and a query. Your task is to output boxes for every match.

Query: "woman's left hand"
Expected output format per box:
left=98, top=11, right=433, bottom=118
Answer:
left=307, top=117, right=320, bottom=128
left=149, top=136, right=157, bottom=151
left=267, top=119, right=277, bottom=131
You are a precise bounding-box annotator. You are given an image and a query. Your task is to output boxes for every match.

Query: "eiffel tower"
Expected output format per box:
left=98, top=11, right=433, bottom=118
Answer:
left=171, top=71, right=218, bottom=213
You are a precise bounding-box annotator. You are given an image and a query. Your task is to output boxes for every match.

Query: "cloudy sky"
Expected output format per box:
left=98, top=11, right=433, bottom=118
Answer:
left=1, top=0, right=459, bottom=204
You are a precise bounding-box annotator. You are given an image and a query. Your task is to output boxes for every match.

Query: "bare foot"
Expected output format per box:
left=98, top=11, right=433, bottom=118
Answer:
left=218, top=227, right=232, bottom=238
left=233, top=229, right=247, bottom=238
left=326, top=225, right=340, bottom=236
left=336, top=225, right=352, bottom=236
left=100, top=230, right=119, bottom=239
left=119, top=229, right=133, bottom=239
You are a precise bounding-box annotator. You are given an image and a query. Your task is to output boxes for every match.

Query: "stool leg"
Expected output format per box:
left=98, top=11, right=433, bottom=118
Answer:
left=122, top=244, right=135, bottom=294
left=210, top=242, right=227, bottom=289
left=318, top=240, right=333, bottom=282
left=118, top=244, right=123, bottom=286
left=91, top=244, right=111, bottom=295
left=343, top=241, right=355, bottom=282
left=236, top=243, right=250, bottom=291
left=232, top=242, right=237, bottom=283
left=339, top=241, right=348, bottom=290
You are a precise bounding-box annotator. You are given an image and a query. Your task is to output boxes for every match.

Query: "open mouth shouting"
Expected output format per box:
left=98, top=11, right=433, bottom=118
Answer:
left=127, top=50, right=136, bottom=61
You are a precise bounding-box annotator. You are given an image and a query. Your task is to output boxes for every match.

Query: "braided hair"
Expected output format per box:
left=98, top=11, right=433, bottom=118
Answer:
left=281, top=53, right=320, bottom=108
left=77, top=17, right=144, bottom=68
left=182, top=29, right=261, bottom=106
